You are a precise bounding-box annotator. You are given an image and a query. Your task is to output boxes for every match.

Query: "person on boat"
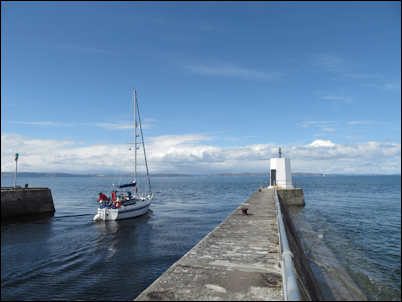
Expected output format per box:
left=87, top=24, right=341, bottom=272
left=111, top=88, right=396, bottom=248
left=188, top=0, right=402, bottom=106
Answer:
left=111, top=191, right=117, bottom=201
left=111, top=191, right=119, bottom=208
left=98, top=192, right=109, bottom=206
left=98, top=192, right=109, bottom=201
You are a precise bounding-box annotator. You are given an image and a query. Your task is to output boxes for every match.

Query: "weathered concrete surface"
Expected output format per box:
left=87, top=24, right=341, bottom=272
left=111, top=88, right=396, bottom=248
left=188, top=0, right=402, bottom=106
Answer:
left=277, top=188, right=305, bottom=206
left=135, top=188, right=283, bottom=301
left=1, top=187, right=55, bottom=219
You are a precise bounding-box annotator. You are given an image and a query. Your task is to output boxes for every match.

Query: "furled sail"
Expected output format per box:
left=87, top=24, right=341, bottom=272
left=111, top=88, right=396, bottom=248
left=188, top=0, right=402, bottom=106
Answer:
left=118, top=181, right=136, bottom=189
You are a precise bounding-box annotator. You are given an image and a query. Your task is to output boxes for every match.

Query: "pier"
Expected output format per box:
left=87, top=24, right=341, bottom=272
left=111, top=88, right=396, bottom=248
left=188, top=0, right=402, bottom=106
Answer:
left=135, top=187, right=321, bottom=301
left=1, top=187, right=55, bottom=220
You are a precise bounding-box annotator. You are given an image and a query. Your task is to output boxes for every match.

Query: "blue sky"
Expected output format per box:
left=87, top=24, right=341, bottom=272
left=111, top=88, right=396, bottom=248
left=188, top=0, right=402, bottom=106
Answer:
left=1, top=2, right=401, bottom=174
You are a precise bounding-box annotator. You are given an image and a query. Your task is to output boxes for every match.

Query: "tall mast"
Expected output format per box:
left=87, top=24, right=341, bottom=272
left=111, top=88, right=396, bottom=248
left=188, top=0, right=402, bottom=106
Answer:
left=134, top=89, right=137, bottom=183
left=136, top=99, right=152, bottom=194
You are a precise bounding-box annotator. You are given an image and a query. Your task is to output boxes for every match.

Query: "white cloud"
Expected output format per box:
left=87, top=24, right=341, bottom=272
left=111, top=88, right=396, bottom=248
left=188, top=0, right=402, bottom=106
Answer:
left=316, top=93, right=353, bottom=103
left=322, top=128, right=336, bottom=132
left=298, top=120, right=336, bottom=128
left=1, top=133, right=400, bottom=174
left=298, top=121, right=337, bottom=132
left=384, top=82, right=401, bottom=90
left=94, top=118, right=156, bottom=130
left=320, top=95, right=345, bottom=101
left=314, top=54, right=397, bottom=93
left=8, top=119, right=156, bottom=130
left=344, top=73, right=383, bottom=79
left=347, top=120, right=376, bottom=126
left=309, top=140, right=336, bottom=148
left=300, top=119, right=392, bottom=135
left=185, top=64, right=282, bottom=81
left=315, top=54, right=344, bottom=73
left=55, top=43, right=108, bottom=54
left=94, top=123, right=132, bottom=130
left=9, top=121, right=73, bottom=127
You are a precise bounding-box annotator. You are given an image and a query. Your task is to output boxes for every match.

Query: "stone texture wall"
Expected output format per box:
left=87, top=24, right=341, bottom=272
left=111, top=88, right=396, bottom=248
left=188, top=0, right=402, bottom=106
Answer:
left=277, top=188, right=305, bottom=206
left=1, top=187, right=55, bottom=219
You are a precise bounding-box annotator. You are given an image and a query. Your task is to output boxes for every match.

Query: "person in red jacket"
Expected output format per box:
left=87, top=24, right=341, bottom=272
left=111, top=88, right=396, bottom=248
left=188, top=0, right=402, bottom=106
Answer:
left=98, top=192, right=109, bottom=206
left=98, top=192, right=109, bottom=201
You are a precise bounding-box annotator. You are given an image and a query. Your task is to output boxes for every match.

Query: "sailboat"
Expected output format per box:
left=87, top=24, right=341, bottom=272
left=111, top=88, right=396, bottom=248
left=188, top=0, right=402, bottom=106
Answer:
left=93, top=90, right=153, bottom=221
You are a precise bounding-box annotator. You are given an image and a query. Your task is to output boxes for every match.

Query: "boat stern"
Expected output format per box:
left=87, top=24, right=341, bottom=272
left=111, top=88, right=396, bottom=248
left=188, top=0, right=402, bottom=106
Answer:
left=93, top=207, right=104, bottom=221
left=93, top=207, right=119, bottom=221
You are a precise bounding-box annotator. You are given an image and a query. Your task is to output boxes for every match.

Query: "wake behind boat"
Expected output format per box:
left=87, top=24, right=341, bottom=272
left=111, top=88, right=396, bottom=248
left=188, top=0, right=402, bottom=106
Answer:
left=94, top=90, right=153, bottom=221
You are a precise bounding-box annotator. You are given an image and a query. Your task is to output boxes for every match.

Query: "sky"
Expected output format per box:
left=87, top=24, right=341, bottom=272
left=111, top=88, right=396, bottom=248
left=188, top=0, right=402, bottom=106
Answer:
left=1, top=1, right=401, bottom=175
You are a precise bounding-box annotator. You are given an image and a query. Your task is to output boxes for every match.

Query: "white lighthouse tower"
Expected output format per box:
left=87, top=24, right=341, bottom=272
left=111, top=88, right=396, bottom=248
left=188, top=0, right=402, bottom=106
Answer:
left=269, top=147, right=294, bottom=189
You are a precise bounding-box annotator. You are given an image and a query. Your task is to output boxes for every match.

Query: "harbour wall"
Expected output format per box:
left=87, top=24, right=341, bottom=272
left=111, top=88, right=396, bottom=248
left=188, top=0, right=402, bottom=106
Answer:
left=276, top=189, right=322, bottom=300
left=134, top=187, right=321, bottom=301
left=277, top=187, right=305, bottom=206
left=1, top=187, right=55, bottom=219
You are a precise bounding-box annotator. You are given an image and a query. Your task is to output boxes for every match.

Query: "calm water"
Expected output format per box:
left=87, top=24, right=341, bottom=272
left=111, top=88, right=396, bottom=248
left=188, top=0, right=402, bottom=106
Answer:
left=291, top=175, right=401, bottom=301
left=1, top=174, right=401, bottom=301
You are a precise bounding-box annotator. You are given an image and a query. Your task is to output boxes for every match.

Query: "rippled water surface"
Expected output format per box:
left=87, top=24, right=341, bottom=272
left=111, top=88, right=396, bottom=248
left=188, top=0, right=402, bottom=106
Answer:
left=1, top=174, right=401, bottom=300
left=291, top=175, right=401, bottom=301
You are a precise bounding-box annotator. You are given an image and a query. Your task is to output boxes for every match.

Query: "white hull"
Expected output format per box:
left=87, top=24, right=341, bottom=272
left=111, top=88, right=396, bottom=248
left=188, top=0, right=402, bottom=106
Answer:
left=93, top=199, right=151, bottom=221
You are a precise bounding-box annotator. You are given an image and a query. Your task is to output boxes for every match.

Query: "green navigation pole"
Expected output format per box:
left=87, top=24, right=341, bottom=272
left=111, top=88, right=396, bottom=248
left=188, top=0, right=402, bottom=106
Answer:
left=14, top=153, right=19, bottom=188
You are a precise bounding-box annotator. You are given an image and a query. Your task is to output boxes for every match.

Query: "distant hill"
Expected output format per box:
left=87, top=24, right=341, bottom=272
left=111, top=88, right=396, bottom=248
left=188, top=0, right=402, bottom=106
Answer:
left=1, top=171, right=399, bottom=177
left=211, top=172, right=267, bottom=176
left=292, top=172, right=326, bottom=176
left=0, top=172, right=195, bottom=177
left=1, top=172, right=88, bottom=177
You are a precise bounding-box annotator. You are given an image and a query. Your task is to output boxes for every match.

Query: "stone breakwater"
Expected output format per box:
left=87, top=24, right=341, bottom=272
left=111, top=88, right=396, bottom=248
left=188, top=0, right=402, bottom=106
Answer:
left=135, top=187, right=321, bottom=301
left=1, top=187, right=55, bottom=220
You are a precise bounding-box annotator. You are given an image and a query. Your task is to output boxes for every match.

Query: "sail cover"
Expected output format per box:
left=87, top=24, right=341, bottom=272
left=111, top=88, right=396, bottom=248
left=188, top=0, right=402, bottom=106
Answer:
left=118, top=181, right=136, bottom=189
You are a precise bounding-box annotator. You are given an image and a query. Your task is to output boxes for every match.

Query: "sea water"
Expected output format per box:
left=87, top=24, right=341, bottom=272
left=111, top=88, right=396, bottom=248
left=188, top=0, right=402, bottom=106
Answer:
left=1, top=174, right=400, bottom=300
left=291, top=175, right=401, bottom=301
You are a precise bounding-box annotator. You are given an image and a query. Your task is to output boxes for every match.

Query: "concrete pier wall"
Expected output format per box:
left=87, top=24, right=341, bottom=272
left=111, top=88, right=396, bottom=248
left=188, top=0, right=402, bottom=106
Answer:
left=277, top=188, right=305, bottom=206
left=276, top=191, right=322, bottom=300
left=1, top=187, right=55, bottom=219
left=135, top=187, right=321, bottom=301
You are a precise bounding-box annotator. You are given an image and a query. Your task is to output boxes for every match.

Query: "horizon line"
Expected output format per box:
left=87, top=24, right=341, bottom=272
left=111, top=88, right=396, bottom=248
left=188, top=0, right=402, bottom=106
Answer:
left=1, top=171, right=400, bottom=176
